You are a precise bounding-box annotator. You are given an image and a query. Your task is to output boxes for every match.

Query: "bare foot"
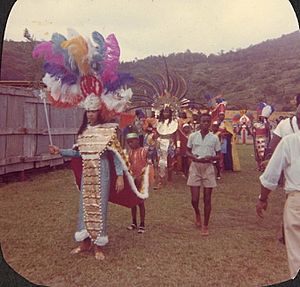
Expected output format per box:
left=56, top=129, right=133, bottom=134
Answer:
left=70, top=246, right=83, bottom=255
left=200, top=226, right=209, bottom=236
left=94, top=246, right=105, bottom=260
left=70, top=239, right=91, bottom=254
left=195, top=215, right=201, bottom=228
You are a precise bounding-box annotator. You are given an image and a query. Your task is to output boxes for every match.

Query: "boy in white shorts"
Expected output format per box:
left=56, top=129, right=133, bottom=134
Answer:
left=186, top=113, right=221, bottom=236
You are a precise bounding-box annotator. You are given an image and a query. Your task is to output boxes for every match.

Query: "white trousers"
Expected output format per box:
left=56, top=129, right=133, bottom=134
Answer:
left=283, top=191, right=300, bottom=278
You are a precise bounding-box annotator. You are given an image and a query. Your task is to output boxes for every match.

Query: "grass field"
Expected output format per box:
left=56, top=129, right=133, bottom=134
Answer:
left=0, top=145, right=290, bottom=286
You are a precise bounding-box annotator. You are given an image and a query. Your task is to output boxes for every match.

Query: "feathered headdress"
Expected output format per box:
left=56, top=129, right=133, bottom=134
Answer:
left=257, top=102, right=274, bottom=119
left=128, top=58, right=203, bottom=116
left=32, top=29, right=133, bottom=120
left=232, top=113, right=241, bottom=124
left=210, top=97, right=227, bottom=122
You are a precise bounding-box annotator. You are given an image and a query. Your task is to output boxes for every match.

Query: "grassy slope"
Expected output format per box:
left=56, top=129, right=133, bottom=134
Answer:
left=0, top=145, right=289, bottom=286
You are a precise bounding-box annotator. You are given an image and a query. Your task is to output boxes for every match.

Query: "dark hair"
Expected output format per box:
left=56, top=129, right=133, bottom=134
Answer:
left=159, top=107, right=173, bottom=124
left=199, top=113, right=212, bottom=121
left=77, top=111, right=105, bottom=135
left=296, top=93, right=300, bottom=106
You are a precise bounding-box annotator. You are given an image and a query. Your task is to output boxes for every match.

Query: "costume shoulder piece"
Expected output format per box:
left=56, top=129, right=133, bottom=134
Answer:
left=107, top=134, right=149, bottom=199
left=78, top=124, right=149, bottom=199
left=77, top=124, right=118, bottom=158
left=157, top=119, right=178, bottom=135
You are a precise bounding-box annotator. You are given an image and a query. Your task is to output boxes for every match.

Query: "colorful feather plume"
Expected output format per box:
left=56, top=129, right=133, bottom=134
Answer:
left=43, top=62, right=77, bottom=85
left=61, top=35, right=89, bottom=75
left=90, top=31, right=106, bottom=74
left=104, top=72, right=134, bottom=92
left=101, top=34, right=120, bottom=84
left=51, top=33, right=72, bottom=70
left=32, top=42, right=64, bottom=65
left=34, top=29, right=133, bottom=113
left=257, top=102, right=266, bottom=111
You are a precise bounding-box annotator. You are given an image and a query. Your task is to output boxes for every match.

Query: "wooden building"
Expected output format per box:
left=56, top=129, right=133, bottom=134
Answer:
left=0, top=82, right=84, bottom=177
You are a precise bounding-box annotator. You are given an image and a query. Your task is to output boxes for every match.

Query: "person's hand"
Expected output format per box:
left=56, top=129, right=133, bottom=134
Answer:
left=259, top=160, right=269, bottom=171
left=116, top=176, right=124, bottom=193
left=49, top=145, right=60, bottom=155
left=256, top=200, right=268, bottom=218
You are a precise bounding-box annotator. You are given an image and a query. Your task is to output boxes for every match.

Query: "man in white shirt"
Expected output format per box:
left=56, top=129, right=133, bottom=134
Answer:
left=264, top=95, right=300, bottom=163
left=260, top=101, right=300, bottom=244
left=256, top=131, right=300, bottom=278
left=186, top=113, right=221, bottom=236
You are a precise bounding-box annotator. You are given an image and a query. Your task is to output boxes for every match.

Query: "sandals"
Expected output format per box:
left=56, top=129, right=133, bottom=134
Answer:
left=127, top=223, right=146, bottom=233
left=127, top=223, right=137, bottom=230
left=138, top=226, right=145, bottom=234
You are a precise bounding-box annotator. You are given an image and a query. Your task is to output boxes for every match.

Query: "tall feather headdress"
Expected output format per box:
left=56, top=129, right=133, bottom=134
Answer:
left=33, top=29, right=133, bottom=120
left=128, top=58, right=204, bottom=116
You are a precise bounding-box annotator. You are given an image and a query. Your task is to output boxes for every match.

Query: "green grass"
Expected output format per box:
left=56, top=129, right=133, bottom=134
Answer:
left=0, top=145, right=290, bottom=286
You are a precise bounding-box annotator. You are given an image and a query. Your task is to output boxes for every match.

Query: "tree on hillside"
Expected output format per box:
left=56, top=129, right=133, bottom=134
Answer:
left=24, top=28, right=34, bottom=42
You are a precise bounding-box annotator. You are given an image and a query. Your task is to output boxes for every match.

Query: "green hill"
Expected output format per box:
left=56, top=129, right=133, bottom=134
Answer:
left=2, top=30, right=300, bottom=110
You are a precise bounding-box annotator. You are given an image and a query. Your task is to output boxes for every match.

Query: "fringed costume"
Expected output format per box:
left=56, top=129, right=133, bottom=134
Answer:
left=65, top=124, right=149, bottom=246
left=34, top=29, right=149, bottom=256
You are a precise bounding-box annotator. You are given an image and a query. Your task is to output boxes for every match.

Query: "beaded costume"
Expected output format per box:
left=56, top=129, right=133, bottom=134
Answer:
left=34, top=30, right=149, bottom=248
left=63, top=124, right=149, bottom=246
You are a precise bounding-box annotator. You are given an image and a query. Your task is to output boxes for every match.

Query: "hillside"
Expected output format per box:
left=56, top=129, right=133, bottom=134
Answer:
left=2, top=31, right=300, bottom=110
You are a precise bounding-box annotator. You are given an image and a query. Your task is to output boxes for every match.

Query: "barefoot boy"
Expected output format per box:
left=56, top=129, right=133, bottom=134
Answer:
left=186, top=113, right=221, bottom=236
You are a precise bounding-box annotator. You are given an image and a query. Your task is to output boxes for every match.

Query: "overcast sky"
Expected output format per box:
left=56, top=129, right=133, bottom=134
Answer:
left=4, top=0, right=298, bottom=61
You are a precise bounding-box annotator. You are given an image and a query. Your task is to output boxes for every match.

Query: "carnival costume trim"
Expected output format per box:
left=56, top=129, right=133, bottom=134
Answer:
left=75, top=124, right=149, bottom=244
left=156, top=120, right=178, bottom=136
left=252, top=102, right=274, bottom=166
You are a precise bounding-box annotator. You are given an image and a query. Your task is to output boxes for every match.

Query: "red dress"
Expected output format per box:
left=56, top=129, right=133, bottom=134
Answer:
left=128, top=147, right=154, bottom=186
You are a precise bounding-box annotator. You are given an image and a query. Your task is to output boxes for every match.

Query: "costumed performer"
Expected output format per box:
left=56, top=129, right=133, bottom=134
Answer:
left=143, top=110, right=158, bottom=131
left=252, top=103, right=274, bottom=171
left=126, top=131, right=154, bottom=233
left=156, top=105, right=179, bottom=185
left=33, top=29, right=149, bottom=260
left=211, top=99, right=240, bottom=172
left=129, top=61, right=199, bottom=187
left=177, top=122, right=192, bottom=177
left=143, top=124, right=160, bottom=189
left=236, top=110, right=252, bottom=144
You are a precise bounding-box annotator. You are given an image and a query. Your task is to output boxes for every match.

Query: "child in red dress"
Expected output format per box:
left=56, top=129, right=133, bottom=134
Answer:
left=126, top=132, right=152, bottom=233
